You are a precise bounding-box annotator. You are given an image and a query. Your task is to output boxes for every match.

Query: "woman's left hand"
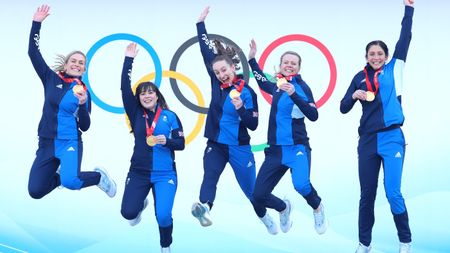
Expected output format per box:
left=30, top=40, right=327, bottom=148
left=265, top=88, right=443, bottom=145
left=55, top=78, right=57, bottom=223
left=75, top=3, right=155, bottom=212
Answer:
left=154, top=135, right=167, bottom=145
left=74, top=90, right=87, bottom=105
left=280, top=83, right=295, bottom=96
left=231, top=96, right=243, bottom=110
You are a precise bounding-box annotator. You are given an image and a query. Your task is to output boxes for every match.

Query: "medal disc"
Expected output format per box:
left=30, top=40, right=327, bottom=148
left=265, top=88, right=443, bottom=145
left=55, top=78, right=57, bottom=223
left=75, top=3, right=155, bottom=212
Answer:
left=72, top=84, right=84, bottom=94
left=366, top=91, right=375, bottom=102
left=277, top=77, right=287, bottom=88
left=229, top=89, right=241, bottom=99
left=146, top=135, right=156, bottom=146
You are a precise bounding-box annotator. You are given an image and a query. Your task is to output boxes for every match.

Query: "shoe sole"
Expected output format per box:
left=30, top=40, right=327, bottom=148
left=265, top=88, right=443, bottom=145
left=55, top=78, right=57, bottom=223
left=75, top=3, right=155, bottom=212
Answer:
left=191, top=203, right=212, bottom=227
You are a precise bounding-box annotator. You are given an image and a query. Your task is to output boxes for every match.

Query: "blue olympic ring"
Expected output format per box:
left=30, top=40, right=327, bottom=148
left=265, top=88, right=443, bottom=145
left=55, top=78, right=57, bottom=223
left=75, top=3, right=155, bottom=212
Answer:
left=84, top=33, right=162, bottom=114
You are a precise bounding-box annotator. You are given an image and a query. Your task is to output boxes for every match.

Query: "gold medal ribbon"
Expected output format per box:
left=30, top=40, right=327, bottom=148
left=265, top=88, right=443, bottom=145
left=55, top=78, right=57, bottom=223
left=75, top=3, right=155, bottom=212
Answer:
left=143, top=106, right=162, bottom=147
left=363, top=67, right=382, bottom=101
left=57, top=72, right=86, bottom=93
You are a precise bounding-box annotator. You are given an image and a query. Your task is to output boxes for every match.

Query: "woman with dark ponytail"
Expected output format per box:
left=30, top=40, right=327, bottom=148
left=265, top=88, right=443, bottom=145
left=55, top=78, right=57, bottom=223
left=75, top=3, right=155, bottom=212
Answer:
left=190, top=6, right=260, bottom=228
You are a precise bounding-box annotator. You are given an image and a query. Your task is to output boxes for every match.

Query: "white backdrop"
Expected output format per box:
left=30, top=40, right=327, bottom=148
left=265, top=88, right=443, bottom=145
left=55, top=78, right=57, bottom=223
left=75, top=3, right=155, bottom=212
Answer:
left=1, top=0, right=449, bottom=252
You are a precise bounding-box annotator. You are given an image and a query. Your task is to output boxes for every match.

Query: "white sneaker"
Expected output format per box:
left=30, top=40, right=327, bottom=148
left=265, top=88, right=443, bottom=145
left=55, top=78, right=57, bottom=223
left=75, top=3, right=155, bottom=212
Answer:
left=161, top=246, right=171, bottom=253
left=279, top=199, right=293, bottom=233
left=260, top=212, right=279, bottom=235
left=399, top=242, right=411, bottom=253
left=94, top=167, right=117, bottom=198
left=191, top=202, right=212, bottom=227
left=313, top=203, right=328, bottom=234
left=129, top=198, right=149, bottom=226
left=355, top=242, right=372, bottom=253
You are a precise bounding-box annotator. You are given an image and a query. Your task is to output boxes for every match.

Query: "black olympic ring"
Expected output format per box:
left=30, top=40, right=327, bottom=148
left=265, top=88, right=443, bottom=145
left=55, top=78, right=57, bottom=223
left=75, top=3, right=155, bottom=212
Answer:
left=169, top=34, right=250, bottom=114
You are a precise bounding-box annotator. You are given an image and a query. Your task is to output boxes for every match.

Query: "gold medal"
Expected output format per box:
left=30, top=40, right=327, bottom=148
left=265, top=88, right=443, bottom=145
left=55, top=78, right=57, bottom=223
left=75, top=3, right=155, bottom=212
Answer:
left=229, top=89, right=241, bottom=99
left=366, top=91, right=375, bottom=102
left=72, top=84, right=84, bottom=94
left=277, top=77, right=287, bottom=88
left=146, top=135, right=156, bottom=146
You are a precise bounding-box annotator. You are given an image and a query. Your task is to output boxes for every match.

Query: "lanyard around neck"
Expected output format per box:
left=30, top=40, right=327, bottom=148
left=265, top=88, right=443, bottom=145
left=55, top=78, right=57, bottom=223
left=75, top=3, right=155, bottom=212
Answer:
left=363, top=67, right=382, bottom=95
left=143, top=106, right=162, bottom=137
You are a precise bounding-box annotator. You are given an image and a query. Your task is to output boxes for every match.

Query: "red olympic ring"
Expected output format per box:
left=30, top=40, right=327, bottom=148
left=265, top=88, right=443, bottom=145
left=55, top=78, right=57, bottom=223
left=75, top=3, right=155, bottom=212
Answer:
left=257, top=34, right=337, bottom=108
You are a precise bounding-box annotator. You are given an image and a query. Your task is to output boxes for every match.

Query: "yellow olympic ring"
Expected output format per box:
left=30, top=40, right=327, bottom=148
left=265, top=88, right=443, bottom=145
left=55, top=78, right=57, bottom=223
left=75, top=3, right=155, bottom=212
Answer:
left=128, top=70, right=206, bottom=145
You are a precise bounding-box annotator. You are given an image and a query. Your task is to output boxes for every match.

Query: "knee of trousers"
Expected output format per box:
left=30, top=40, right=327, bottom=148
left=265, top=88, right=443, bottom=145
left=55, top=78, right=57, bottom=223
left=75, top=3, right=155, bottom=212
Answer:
left=121, top=206, right=140, bottom=220
left=386, top=191, right=405, bottom=213
left=156, top=213, right=173, bottom=227
left=60, top=177, right=83, bottom=190
left=28, top=185, right=46, bottom=199
left=293, top=182, right=311, bottom=197
left=252, top=187, right=268, bottom=203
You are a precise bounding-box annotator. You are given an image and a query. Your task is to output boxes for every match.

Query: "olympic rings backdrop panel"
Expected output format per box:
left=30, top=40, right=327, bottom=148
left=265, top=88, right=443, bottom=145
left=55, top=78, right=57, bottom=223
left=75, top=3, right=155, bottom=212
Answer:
left=1, top=0, right=449, bottom=252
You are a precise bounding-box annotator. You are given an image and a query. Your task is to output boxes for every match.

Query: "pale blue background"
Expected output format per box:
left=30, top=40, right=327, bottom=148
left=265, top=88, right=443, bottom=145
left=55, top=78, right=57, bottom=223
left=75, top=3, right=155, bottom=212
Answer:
left=0, top=0, right=449, bottom=252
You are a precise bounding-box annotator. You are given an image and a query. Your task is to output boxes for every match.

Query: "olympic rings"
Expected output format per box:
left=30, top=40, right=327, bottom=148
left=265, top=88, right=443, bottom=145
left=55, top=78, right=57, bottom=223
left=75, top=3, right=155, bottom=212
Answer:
left=258, top=34, right=337, bottom=108
left=169, top=34, right=250, bottom=114
left=85, top=33, right=337, bottom=149
left=132, top=71, right=206, bottom=145
left=85, top=33, right=163, bottom=114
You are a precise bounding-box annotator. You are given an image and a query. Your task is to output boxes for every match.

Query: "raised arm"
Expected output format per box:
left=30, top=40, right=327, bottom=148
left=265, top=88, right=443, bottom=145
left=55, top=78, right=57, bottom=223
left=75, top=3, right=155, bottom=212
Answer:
left=393, top=0, right=415, bottom=61
left=28, top=5, right=52, bottom=83
left=121, top=43, right=139, bottom=116
left=248, top=39, right=277, bottom=94
left=196, top=6, right=217, bottom=74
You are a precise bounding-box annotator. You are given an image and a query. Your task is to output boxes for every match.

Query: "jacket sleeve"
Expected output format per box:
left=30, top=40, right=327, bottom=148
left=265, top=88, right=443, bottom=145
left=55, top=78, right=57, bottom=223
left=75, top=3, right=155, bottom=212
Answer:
left=164, top=113, right=185, bottom=151
left=290, top=85, right=318, bottom=122
left=248, top=58, right=276, bottom=94
left=197, top=21, right=217, bottom=82
left=121, top=56, right=139, bottom=120
left=28, top=21, right=52, bottom=85
left=236, top=86, right=259, bottom=131
left=340, top=76, right=359, bottom=114
left=78, top=94, right=91, bottom=131
left=393, top=6, right=414, bottom=61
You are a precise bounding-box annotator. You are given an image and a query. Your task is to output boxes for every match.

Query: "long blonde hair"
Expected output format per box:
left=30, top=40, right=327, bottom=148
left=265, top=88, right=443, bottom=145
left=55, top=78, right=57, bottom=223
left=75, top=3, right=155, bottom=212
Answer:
left=52, top=50, right=86, bottom=73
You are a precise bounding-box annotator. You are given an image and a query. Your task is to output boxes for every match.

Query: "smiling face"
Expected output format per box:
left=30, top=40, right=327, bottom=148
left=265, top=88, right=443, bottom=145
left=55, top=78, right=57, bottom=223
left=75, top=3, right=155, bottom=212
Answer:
left=139, top=88, right=158, bottom=111
left=64, top=53, right=86, bottom=77
left=213, top=59, right=236, bottom=84
left=366, top=45, right=388, bottom=70
left=279, top=53, right=301, bottom=76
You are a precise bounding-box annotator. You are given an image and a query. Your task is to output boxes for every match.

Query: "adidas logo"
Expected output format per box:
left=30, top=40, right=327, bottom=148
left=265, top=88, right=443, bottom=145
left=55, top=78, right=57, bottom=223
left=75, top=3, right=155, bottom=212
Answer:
left=395, top=152, right=402, bottom=158
left=168, top=179, right=175, bottom=185
left=247, top=161, right=253, bottom=167
left=56, top=84, right=63, bottom=89
left=296, top=151, right=304, bottom=156
left=67, top=146, right=75, bottom=152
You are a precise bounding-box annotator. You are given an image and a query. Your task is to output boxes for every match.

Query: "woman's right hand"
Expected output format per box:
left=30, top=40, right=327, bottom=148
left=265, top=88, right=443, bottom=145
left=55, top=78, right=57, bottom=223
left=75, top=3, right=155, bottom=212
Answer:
left=125, top=43, right=139, bottom=58
left=352, top=89, right=368, bottom=101
left=198, top=6, right=210, bottom=23
left=33, top=5, right=50, bottom=22
left=404, top=0, right=414, bottom=7
left=248, top=39, right=257, bottom=60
